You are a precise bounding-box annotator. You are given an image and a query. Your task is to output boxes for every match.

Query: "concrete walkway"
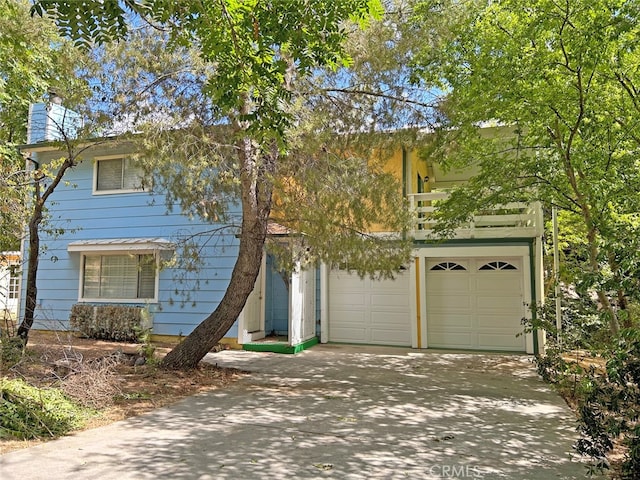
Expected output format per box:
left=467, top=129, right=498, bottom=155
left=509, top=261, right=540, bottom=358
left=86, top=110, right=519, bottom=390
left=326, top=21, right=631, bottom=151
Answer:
left=1, top=344, right=594, bottom=479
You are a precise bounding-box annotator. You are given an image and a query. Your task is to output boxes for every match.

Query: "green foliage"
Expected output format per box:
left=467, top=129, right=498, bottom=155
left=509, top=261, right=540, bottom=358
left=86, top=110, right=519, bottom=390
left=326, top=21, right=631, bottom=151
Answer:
left=305, top=0, right=437, bottom=134
left=574, top=329, right=640, bottom=477
left=533, top=296, right=606, bottom=398
left=0, top=378, right=93, bottom=440
left=0, top=0, right=85, bottom=250
left=538, top=319, right=640, bottom=476
left=539, top=293, right=612, bottom=350
left=271, top=149, right=414, bottom=277
left=32, top=0, right=417, bottom=367
left=1, top=313, right=22, bottom=371
left=78, top=6, right=416, bottom=279
left=34, top=0, right=384, bottom=142
left=135, top=327, right=157, bottom=363
left=412, top=0, right=640, bottom=334
left=0, top=0, right=85, bottom=144
left=0, top=337, right=24, bottom=371
left=0, top=0, right=93, bottom=287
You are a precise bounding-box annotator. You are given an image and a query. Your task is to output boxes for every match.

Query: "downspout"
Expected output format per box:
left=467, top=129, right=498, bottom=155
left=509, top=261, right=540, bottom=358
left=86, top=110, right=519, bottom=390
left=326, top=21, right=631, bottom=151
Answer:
left=552, top=207, right=562, bottom=342
left=529, top=240, right=540, bottom=355
left=402, top=147, right=407, bottom=241
left=320, top=262, right=329, bottom=343
left=402, top=147, right=407, bottom=198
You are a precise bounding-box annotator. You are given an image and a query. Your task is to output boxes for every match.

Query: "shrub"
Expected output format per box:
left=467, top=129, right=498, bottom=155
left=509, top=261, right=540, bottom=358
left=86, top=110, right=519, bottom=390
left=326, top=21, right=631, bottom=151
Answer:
left=534, top=292, right=640, bottom=477
left=70, top=304, right=148, bottom=341
left=0, top=337, right=24, bottom=371
left=566, top=329, right=640, bottom=478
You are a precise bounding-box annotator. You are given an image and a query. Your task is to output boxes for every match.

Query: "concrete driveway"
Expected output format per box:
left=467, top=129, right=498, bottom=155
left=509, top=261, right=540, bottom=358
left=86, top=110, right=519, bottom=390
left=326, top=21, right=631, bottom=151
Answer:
left=1, top=344, right=594, bottom=479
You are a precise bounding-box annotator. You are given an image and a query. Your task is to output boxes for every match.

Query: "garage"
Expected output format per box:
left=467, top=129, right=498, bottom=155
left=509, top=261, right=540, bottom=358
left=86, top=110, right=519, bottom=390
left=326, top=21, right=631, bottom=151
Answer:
left=328, top=268, right=411, bottom=346
left=425, top=257, right=526, bottom=351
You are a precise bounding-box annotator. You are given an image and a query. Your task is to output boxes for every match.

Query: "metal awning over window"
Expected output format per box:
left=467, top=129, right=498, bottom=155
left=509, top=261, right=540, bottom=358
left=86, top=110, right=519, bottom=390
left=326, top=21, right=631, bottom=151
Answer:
left=67, top=238, right=174, bottom=252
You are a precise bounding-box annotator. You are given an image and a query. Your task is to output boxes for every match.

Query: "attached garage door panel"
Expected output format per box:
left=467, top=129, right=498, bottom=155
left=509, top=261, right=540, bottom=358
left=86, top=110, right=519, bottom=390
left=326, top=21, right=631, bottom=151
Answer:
left=428, top=330, right=473, bottom=348
left=329, top=270, right=411, bottom=346
left=426, top=258, right=525, bottom=351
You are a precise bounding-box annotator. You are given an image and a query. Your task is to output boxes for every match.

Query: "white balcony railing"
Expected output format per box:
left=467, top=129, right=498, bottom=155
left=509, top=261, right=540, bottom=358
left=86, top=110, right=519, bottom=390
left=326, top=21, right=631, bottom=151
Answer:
left=408, top=192, right=543, bottom=240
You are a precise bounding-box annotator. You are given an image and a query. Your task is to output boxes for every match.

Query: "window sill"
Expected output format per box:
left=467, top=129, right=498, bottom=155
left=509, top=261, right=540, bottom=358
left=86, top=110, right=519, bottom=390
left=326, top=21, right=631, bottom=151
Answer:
left=92, top=188, right=147, bottom=196
left=79, top=298, right=157, bottom=304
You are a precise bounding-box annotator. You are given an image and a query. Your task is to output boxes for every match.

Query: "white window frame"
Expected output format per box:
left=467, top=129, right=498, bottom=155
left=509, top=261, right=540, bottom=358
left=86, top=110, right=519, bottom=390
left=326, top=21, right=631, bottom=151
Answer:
left=78, top=251, right=159, bottom=303
left=93, top=154, right=146, bottom=195
left=8, top=266, right=19, bottom=299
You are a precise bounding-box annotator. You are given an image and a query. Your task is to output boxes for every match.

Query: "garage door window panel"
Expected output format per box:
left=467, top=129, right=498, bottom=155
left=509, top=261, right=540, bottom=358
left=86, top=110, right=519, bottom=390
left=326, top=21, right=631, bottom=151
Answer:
left=430, top=262, right=467, bottom=271
left=478, top=261, right=518, bottom=271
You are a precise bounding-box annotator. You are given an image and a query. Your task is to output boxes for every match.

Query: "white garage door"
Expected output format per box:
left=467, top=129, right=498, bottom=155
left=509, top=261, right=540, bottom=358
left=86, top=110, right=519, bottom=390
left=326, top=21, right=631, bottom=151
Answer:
left=426, top=258, right=526, bottom=351
left=328, top=269, right=411, bottom=346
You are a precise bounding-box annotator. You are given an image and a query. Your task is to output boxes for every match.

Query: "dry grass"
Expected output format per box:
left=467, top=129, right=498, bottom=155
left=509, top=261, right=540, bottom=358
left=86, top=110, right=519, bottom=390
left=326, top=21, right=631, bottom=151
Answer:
left=1, top=331, right=245, bottom=454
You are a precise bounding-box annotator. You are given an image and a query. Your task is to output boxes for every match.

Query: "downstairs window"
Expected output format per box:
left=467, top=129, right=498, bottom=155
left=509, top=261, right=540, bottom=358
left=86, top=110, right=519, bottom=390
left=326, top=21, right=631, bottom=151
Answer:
left=81, top=253, right=156, bottom=301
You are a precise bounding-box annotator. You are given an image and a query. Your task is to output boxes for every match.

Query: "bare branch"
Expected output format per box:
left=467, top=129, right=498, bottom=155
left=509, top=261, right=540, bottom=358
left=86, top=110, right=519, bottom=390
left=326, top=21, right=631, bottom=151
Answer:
left=324, top=87, right=437, bottom=109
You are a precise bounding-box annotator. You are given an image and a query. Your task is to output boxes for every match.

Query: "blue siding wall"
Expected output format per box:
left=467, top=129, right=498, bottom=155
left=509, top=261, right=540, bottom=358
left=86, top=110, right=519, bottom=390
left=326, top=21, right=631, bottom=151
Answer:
left=21, top=144, right=241, bottom=338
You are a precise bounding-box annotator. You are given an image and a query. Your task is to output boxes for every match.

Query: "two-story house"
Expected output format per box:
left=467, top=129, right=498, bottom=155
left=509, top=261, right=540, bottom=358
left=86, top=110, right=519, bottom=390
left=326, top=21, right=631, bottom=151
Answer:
left=18, top=104, right=544, bottom=354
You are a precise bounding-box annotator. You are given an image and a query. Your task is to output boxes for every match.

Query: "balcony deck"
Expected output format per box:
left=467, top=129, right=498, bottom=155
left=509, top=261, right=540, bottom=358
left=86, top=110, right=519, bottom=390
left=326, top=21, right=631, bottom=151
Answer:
left=408, top=192, right=543, bottom=241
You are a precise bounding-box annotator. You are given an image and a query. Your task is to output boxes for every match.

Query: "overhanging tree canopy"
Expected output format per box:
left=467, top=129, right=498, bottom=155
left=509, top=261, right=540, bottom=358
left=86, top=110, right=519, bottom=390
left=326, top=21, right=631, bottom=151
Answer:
left=32, top=0, right=418, bottom=369
left=0, top=0, right=87, bottom=251
left=411, top=0, right=640, bottom=335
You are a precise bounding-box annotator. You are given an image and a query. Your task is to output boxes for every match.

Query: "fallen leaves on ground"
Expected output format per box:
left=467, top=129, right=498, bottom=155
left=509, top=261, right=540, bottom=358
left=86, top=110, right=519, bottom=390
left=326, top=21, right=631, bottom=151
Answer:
left=1, top=331, right=245, bottom=454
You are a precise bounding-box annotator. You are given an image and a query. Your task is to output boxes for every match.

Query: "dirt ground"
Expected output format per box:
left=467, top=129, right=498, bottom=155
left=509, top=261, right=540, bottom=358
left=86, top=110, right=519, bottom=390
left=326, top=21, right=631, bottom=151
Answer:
left=0, top=331, right=245, bottom=454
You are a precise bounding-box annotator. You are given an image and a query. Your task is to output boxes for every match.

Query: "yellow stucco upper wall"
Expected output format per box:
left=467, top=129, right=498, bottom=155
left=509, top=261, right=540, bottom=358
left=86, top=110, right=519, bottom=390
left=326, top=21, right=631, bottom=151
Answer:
left=384, top=148, right=404, bottom=182
left=380, top=148, right=430, bottom=194
left=274, top=143, right=480, bottom=234
left=380, top=145, right=484, bottom=194
left=380, top=148, right=430, bottom=195
left=408, top=149, right=430, bottom=194
left=368, top=144, right=480, bottom=232
left=367, top=147, right=433, bottom=233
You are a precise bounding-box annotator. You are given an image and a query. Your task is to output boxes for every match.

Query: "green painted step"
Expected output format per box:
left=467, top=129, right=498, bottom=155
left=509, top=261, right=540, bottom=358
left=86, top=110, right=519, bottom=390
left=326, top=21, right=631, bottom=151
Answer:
left=242, top=336, right=319, bottom=354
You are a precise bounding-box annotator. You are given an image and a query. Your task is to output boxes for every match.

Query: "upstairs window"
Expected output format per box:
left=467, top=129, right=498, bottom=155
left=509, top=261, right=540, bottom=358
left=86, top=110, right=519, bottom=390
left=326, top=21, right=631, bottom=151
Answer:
left=82, top=253, right=156, bottom=301
left=94, top=155, right=145, bottom=194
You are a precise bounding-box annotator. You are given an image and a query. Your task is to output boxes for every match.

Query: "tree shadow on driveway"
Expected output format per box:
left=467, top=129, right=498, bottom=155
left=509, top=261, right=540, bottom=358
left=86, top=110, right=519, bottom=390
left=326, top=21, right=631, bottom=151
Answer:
left=1, top=345, right=602, bottom=479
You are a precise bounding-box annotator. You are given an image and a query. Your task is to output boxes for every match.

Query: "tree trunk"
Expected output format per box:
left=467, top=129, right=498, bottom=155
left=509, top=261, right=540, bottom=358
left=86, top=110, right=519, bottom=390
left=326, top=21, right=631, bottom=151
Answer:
left=555, top=126, right=620, bottom=336
left=585, top=225, right=620, bottom=336
left=161, top=136, right=275, bottom=369
left=16, top=156, right=75, bottom=343
left=16, top=189, right=43, bottom=344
